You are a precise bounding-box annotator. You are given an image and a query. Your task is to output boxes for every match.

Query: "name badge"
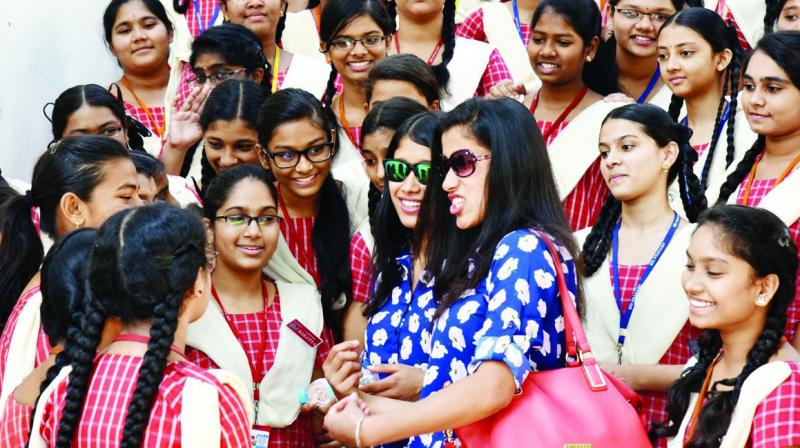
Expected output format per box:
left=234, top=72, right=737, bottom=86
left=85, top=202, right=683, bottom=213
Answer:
left=287, top=319, right=323, bottom=348
left=251, top=428, right=270, bottom=448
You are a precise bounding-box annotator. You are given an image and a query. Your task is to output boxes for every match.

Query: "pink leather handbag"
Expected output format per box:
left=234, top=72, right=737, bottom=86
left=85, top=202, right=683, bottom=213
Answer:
left=455, top=231, right=652, bottom=448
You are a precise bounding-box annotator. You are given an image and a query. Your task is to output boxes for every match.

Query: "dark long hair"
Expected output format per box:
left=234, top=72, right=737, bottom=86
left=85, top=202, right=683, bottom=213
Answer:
left=362, top=98, right=429, bottom=220
left=365, top=54, right=441, bottom=107
left=257, top=88, right=353, bottom=340
left=764, top=0, right=789, bottom=35
left=660, top=7, right=743, bottom=191
left=366, top=111, right=442, bottom=317
left=49, top=84, right=149, bottom=152
left=424, top=98, right=581, bottom=316
left=716, top=32, right=800, bottom=205
left=581, top=104, right=706, bottom=277
left=651, top=204, right=798, bottom=446
left=52, top=204, right=208, bottom=448
left=532, top=0, right=604, bottom=93
left=320, top=0, right=396, bottom=106
left=587, top=0, right=703, bottom=95
left=0, top=137, right=130, bottom=329
left=198, top=79, right=268, bottom=198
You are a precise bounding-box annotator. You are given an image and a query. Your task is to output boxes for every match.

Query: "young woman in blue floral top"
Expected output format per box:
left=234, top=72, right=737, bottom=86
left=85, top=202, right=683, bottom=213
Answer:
left=324, top=98, right=581, bottom=448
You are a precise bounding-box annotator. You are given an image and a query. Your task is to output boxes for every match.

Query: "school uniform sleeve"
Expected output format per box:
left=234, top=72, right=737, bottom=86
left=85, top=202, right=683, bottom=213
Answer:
left=750, top=362, right=800, bottom=448
left=185, top=346, right=220, bottom=370
left=468, top=230, right=570, bottom=390
left=455, top=8, right=487, bottom=42
left=0, top=394, right=33, bottom=447
left=475, top=49, right=513, bottom=97
left=218, top=382, right=252, bottom=448
left=349, top=233, right=373, bottom=304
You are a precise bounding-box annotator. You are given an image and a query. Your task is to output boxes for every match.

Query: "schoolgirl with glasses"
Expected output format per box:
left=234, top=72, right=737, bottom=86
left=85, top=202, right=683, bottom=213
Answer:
left=186, top=165, right=328, bottom=447
left=590, top=0, right=701, bottom=107
left=324, top=98, right=578, bottom=448
left=257, top=88, right=373, bottom=348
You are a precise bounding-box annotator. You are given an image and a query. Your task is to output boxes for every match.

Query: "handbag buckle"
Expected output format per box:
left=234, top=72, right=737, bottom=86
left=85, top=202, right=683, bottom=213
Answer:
left=578, top=350, right=608, bottom=391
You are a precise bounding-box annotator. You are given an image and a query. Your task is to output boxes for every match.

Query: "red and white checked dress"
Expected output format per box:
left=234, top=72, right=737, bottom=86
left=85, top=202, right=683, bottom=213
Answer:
left=456, top=6, right=533, bottom=47
left=183, top=0, right=221, bottom=38
left=0, top=287, right=50, bottom=403
left=750, top=361, right=800, bottom=447
left=736, top=174, right=800, bottom=340
left=124, top=102, right=166, bottom=140
left=186, top=290, right=333, bottom=447
left=278, top=214, right=373, bottom=305
left=611, top=264, right=702, bottom=448
left=36, top=354, right=251, bottom=447
left=0, top=394, right=33, bottom=447
left=539, top=120, right=608, bottom=231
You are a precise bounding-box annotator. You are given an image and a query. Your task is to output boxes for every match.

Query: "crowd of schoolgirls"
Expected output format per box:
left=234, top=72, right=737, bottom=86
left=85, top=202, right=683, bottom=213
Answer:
left=1, top=0, right=799, bottom=447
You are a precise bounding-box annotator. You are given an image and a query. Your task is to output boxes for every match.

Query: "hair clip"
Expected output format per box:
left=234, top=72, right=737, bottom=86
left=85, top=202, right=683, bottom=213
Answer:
left=47, top=139, right=63, bottom=154
left=778, top=232, right=791, bottom=248
left=42, top=102, right=55, bottom=124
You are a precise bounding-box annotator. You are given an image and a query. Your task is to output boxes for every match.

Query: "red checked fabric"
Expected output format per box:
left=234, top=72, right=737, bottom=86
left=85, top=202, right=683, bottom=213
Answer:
left=0, top=289, right=51, bottom=404
left=124, top=102, right=166, bottom=140
left=737, top=177, right=800, bottom=342
left=478, top=49, right=513, bottom=97
left=611, top=264, right=702, bottom=448
left=0, top=395, right=32, bottom=447
left=279, top=216, right=372, bottom=304
left=36, top=354, right=251, bottom=447
left=714, top=0, right=752, bottom=53
left=456, top=7, right=533, bottom=47
left=185, top=0, right=219, bottom=38
left=751, top=361, right=800, bottom=448
left=186, top=290, right=333, bottom=448
left=539, top=121, right=608, bottom=231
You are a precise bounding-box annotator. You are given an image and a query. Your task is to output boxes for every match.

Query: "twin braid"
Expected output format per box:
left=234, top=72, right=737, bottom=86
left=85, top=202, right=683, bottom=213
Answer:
left=667, top=94, right=685, bottom=123
left=580, top=194, right=622, bottom=276
left=677, top=136, right=708, bottom=222
left=715, top=136, right=765, bottom=205
left=367, top=182, right=381, bottom=231
left=764, top=0, right=782, bottom=35
left=697, top=69, right=730, bottom=191
left=120, top=298, right=181, bottom=447
left=724, top=32, right=742, bottom=170
left=54, top=300, right=107, bottom=448
left=276, top=2, right=288, bottom=46
left=199, top=146, right=217, bottom=199
left=431, top=0, right=456, bottom=92
left=323, top=67, right=339, bottom=108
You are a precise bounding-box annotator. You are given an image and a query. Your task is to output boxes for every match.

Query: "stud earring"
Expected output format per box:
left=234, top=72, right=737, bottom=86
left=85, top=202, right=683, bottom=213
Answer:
left=756, top=294, right=768, bottom=306
left=586, top=56, right=592, bottom=62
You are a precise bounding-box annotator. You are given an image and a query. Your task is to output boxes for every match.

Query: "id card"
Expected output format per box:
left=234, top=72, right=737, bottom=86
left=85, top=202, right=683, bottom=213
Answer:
left=287, top=319, right=323, bottom=348
left=251, top=428, right=270, bottom=448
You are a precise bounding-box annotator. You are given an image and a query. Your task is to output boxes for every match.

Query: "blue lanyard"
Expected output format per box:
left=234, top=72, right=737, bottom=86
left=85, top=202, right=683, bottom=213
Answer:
left=681, top=101, right=730, bottom=187
left=636, top=66, right=661, bottom=104
left=512, top=0, right=524, bottom=42
left=193, top=0, right=221, bottom=34
left=611, top=212, right=680, bottom=364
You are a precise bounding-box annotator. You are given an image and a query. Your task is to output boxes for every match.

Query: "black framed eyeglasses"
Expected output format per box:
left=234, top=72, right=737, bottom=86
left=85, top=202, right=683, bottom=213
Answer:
left=263, top=141, right=335, bottom=168
left=328, top=35, right=387, bottom=51
left=214, top=214, right=283, bottom=227
left=439, top=149, right=491, bottom=178
left=190, top=68, right=247, bottom=84
left=613, top=7, right=672, bottom=25
left=384, top=159, right=431, bottom=185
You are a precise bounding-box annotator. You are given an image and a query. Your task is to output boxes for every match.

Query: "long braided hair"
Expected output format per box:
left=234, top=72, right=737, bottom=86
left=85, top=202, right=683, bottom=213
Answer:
left=320, top=0, right=396, bottom=107
left=51, top=204, right=208, bottom=447
left=581, top=104, right=706, bottom=277
left=660, top=8, right=744, bottom=191
left=650, top=205, right=798, bottom=445
left=715, top=32, right=800, bottom=205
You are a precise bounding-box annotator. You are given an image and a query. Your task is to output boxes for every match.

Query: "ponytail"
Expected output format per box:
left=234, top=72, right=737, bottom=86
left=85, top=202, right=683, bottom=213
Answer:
left=431, top=0, right=456, bottom=93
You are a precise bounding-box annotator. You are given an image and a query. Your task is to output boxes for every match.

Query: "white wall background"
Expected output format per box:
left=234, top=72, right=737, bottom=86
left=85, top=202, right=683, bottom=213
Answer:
left=0, top=0, right=122, bottom=183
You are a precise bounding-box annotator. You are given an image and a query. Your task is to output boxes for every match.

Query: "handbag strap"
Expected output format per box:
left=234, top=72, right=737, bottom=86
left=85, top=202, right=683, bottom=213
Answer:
left=532, top=230, right=608, bottom=391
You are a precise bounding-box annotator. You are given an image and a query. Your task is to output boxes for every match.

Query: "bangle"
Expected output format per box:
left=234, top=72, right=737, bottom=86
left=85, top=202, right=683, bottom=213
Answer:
left=355, top=415, right=366, bottom=448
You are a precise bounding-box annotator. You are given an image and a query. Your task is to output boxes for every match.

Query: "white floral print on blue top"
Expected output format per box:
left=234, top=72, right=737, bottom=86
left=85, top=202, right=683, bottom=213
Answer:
left=408, top=229, right=576, bottom=448
left=362, top=248, right=437, bottom=377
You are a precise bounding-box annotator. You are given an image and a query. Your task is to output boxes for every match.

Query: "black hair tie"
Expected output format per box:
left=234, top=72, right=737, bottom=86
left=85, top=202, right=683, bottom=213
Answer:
left=24, top=190, right=36, bottom=207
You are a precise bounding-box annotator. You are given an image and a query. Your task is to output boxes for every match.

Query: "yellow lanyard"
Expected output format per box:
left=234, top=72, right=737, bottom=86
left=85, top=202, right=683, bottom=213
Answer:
left=121, top=77, right=164, bottom=138
left=271, top=48, right=281, bottom=94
